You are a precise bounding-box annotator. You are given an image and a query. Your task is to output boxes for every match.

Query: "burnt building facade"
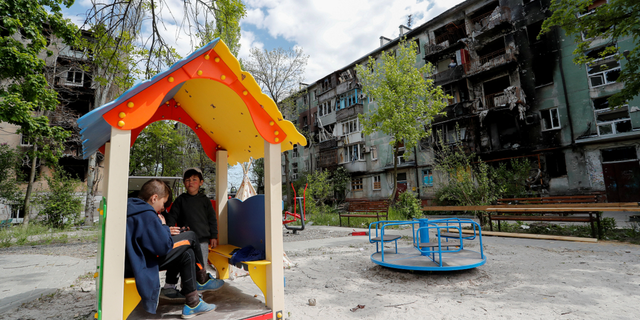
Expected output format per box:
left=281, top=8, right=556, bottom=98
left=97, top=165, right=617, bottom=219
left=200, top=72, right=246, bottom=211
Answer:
left=286, top=0, right=640, bottom=202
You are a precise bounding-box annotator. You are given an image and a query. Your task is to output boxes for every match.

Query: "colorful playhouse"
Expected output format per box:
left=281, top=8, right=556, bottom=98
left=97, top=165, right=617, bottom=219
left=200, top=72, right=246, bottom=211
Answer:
left=77, top=39, right=306, bottom=319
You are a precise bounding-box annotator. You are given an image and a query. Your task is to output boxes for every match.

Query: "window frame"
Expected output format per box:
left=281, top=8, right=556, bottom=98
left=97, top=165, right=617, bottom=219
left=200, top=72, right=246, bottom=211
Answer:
left=64, top=69, right=84, bottom=87
left=540, top=107, right=561, bottom=131
left=372, top=175, right=381, bottom=190
left=351, top=178, right=363, bottom=191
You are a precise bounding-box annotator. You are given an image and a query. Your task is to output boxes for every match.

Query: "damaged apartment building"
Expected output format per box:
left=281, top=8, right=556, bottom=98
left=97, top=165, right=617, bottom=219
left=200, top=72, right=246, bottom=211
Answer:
left=0, top=28, right=108, bottom=220
left=287, top=0, right=640, bottom=203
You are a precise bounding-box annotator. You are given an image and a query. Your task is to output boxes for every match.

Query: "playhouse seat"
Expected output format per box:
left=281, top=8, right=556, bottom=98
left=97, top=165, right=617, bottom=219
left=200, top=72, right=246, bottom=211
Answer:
left=123, top=278, right=141, bottom=320
left=209, top=244, right=271, bottom=305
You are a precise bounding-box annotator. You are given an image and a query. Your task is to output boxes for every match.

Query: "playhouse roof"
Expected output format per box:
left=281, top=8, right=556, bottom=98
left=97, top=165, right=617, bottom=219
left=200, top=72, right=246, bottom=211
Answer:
left=77, top=39, right=306, bottom=165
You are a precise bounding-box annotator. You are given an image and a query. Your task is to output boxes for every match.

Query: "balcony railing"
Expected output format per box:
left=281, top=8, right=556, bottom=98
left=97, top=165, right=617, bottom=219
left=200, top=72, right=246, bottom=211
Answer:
left=425, top=29, right=466, bottom=56
left=318, top=138, right=338, bottom=150
left=467, top=48, right=515, bottom=75
left=430, top=65, right=464, bottom=86
left=468, top=7, right=511, bottom=35
left=336, top=103, right=363, bottom=122
left=484, top=86, right=523, bottom=110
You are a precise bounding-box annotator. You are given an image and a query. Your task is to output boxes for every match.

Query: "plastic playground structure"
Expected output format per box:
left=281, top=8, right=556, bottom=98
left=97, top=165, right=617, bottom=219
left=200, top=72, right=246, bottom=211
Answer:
left=368, top=218, right=486, bottom=271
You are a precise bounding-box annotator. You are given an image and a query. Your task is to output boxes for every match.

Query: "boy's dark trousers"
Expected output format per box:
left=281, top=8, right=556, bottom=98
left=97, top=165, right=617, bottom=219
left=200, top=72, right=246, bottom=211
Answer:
left=160, top=231, right=207, bottom=294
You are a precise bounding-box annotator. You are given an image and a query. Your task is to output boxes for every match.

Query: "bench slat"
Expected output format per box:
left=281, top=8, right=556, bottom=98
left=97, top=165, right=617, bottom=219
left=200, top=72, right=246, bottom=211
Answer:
left=490, top=215, right=594, bottom=222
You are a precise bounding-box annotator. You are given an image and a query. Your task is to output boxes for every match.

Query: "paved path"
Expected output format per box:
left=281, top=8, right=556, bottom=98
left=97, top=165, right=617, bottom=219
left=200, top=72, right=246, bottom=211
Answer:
left=0, top=254, right=94, bottom=314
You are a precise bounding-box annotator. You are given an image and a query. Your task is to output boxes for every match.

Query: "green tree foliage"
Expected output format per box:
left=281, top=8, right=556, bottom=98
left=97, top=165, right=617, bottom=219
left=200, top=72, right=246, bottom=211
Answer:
left=433, top=136, right=499, bottom=208
left=295, top=167, right=350, bottom=215
left=394, top=190, right=422, bottom=220
left=197, top=0, right=246, bottom=56
left=0, top=0, right=79, bottom=225
left=493, top=158, right=535, bottom=198
left=541, top=0, right=640, bottom=107
left=355, top=39, right=448, bottom=201
left=250, top=158, right=265, bottom=194
left=129, top=121, right=185, bottom=177
left=0, top=144, right=20, bottom=202
left=39, top=167, right=82, bottom=229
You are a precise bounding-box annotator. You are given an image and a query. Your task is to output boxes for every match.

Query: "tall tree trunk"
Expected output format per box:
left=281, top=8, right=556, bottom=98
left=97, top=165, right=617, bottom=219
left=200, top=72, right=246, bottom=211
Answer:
left=390, top=144, right=398, bottom=205
left=22, top=145, right=38, bottom=227
left=84, top=153, right=97, bottom=225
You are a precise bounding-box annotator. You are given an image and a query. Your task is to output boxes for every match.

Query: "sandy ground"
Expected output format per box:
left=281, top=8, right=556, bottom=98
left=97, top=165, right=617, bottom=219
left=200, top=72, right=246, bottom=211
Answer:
left=1, top=227, right=640, bottom=319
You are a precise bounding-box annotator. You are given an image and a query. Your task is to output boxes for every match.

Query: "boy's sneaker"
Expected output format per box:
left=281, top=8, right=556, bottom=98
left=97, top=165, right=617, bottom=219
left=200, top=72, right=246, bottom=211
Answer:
left=160, top=288, right=186, bottom=303
left=197, top=278, right=225, bottom=292
left=182, top=299, right=216, bottom=319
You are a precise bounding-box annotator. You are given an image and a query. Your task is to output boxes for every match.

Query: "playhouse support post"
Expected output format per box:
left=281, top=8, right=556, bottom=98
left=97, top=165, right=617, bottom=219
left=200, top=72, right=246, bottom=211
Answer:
left=264, top=140, right=285, bottom=318
left=101, top=127, right=131, bottom=319
left=216, top=149, right=228, bottom=245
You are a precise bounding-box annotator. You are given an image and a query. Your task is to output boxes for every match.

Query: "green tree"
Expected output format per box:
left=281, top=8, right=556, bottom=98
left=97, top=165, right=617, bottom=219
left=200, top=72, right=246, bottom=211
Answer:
left=541, top=0, right=640, bottom=107
left=39, top=167, right=82, bottom=229
left=0, top=0, right=79, bottom=226
left=355, top=39, right=448, bottom=202
left=0, top=144, right=20, bottom=203
left=243, top=46, right=309, bottom=210
left=197, top=0, right=246, bottom=56
left=129, top=121, right=185, bottom=177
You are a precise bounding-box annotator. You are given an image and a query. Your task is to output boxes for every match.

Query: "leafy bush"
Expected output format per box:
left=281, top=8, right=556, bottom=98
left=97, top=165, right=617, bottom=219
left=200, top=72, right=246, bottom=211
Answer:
left=39, top=168, right=82, bottom=228
left=0, top=144, right=20, bottom=202
left=393, top=191, right=422, bottom=220
left=601, top=217, right=617, bottom=233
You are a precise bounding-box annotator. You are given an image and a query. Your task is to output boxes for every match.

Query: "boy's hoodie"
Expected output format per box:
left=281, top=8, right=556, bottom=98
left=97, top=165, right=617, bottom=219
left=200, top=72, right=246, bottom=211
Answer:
left=166, top=192, right=218, bottom=243
left=125, top=198, right=173, bottom=314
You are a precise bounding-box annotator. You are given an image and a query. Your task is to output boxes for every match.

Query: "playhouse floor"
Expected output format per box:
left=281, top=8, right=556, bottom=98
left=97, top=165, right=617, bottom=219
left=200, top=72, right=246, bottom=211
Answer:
left=127, top=277, right=271, bottom=319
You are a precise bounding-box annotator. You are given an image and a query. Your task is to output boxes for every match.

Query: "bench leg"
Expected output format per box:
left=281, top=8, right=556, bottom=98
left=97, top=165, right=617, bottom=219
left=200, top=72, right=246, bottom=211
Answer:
left=209, top=252, right=230, bottom=280
left=247, top=264, right=268, bottom=306
left=123, top=278, right=141, bottom=320
left=339, top=215, right=342, bottom=227
left=489, top=217, right=493, bottom=231
left=497, top=220, right=501, bottom=232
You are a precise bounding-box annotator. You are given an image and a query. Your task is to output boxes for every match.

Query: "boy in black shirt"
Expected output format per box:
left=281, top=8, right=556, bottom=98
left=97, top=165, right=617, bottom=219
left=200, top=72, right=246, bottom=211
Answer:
left=164, top=169, right=220, bottom=293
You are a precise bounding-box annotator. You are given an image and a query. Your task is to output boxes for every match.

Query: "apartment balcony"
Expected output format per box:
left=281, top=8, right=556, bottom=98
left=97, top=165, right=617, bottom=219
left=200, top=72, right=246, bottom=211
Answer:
left=484, top=86, right=524, bottom=110
left=430, top=65, right=464, bottom=86
left=341, top=132, right=364, bottom=145
left=318, top=138, right=338, bottom=150
left=467, top=48, right=515, bottom=76
left=468, top=7, right=512, bottom=36
left=424, top=27, right=467, bottom=56
left=336, top=103, right=363, bottom=122
left=318, top=149, right=339, bottom=168
left=343, top=160, right=367, bottom=173
left=318, top=111, right=336, bottom=126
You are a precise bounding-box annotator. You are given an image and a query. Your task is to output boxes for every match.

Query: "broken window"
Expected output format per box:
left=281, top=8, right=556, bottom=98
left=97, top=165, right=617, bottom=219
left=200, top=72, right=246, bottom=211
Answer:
left=371, top=146, right=378, bottom=160
left=578, top=0, right=606, bottom=17
left=593, top=97, right=631, bottom=135
left=351, top=178, right=363, bottom=191
left=341, top=118, right=360, bottom=135
left=292, top=163, right=298, bottom=180
left=601, top=146, right=637, bottom=163
left=397, top=172, right=407, bottom=182
left=540, top=108, right=561, bottom=130
left=65, top=70, right=84, bottom=86
left=423, top=169, right=433, bottom=187
left=372, top=175, right=381, bottom=190
left=586, top=46, right=620, bottom=87
left=292, top=145, right=299, bottom=158
left=546, top=152, right=567, bottom=177
left=344, top=144, right=363, bottom=162
left=20, top=134, right=32, bottom=146
left=527, top=20, right=544, bottom=45
left=533, top=53, right=554, bottom=86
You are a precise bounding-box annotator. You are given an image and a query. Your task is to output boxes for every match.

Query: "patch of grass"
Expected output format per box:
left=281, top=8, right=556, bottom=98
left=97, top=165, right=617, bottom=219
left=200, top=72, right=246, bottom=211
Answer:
left=0, top=223, right=97, bottom=248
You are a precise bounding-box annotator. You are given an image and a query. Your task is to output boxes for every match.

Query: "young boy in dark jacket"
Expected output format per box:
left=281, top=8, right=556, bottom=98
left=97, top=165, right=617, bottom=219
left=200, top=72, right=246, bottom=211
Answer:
left=125, top=179, right=221, bottom=318
left=166, top=169, right=218, bottom=265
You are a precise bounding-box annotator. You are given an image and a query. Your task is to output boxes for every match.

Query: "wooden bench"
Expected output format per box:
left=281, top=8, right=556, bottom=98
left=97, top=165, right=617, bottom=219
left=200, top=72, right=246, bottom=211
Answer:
left=489, top=195, right=602, bottom=238
left=340, top=200, right=390, bottom=227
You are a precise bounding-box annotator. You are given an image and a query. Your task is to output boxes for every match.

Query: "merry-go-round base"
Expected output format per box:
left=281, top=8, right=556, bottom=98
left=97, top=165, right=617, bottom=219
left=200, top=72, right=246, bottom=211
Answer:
left=371, top=246, right=486, bottom=271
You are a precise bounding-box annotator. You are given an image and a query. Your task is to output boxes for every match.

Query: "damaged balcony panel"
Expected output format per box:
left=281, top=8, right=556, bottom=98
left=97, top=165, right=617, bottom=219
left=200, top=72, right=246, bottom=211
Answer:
left=336, top=103, right=363, bottom=123
left=319, top=138, right=338, bottom=150
left=425, top=20, right=467, bottom=56
left=467, top=48, right=516, bottom=76
left=468, top=6, right=512, bottom=37
left=431, top=65, right=465, bottom=86
left=318, top=149, right=339, bottom=168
